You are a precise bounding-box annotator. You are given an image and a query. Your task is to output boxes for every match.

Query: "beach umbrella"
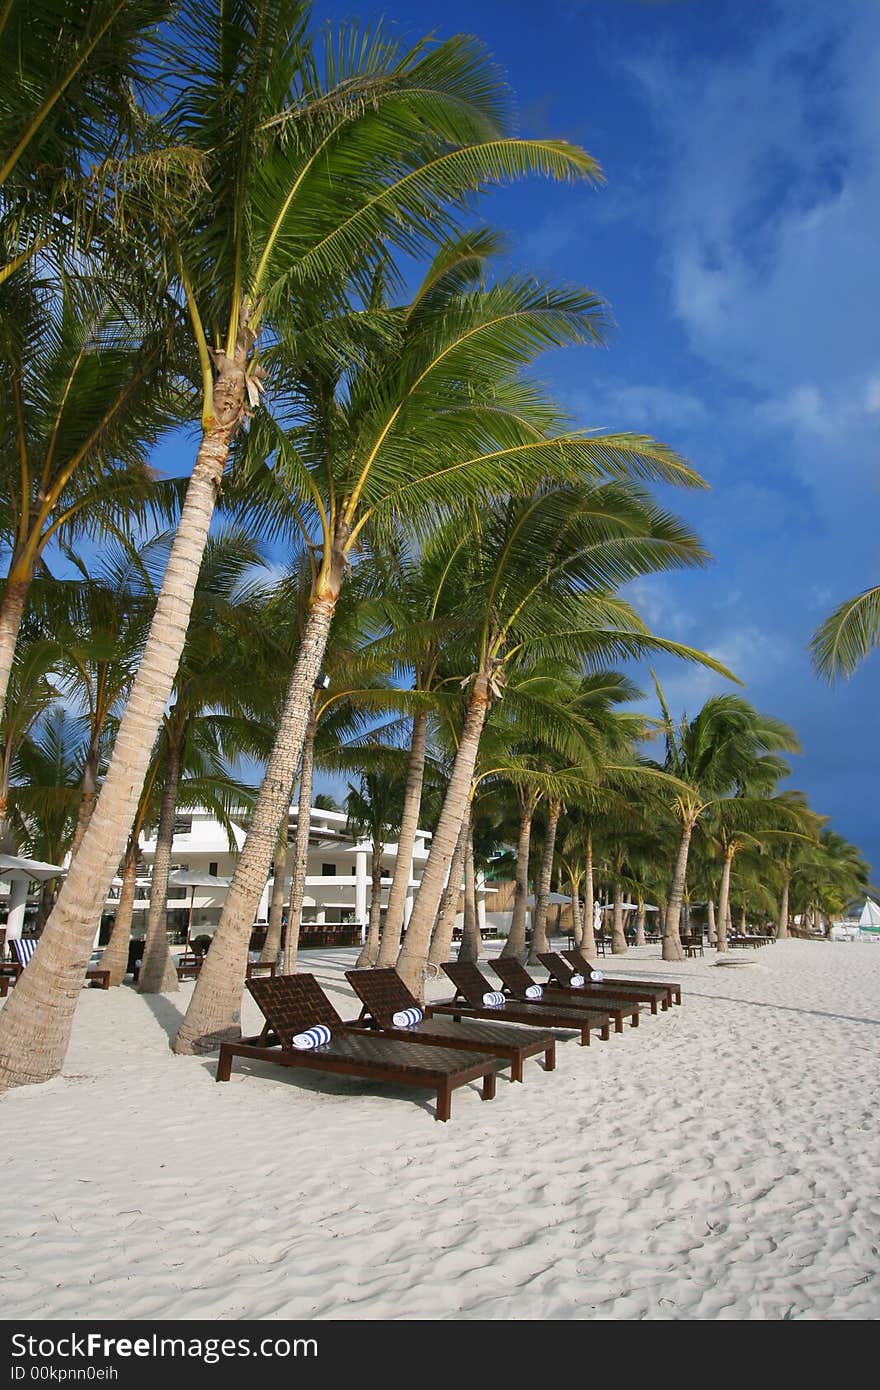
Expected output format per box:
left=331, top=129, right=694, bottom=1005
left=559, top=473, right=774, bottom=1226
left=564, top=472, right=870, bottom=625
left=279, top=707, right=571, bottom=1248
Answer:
left=599, top=901, right=640, bottom=911
left=0, top=854, right=66, bottom=942
left=167, top=870, right=231, bottom=947
left=525, top=891, right=572, bottom=907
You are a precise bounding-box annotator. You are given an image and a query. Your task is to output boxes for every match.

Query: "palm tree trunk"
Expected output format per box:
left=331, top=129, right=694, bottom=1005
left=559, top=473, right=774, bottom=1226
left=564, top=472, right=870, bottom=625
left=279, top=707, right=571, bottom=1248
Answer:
left=458, top=815, right=481, bottom=963
left=396, top=670, right=493, bottom=997
left=0, top=571, right=31, bottom=724
left=740, top=906, right=747, bottom=935
left=635, top=900, right=646, bottom=947
left=69, top=741, right=100, bottom=860
left=663, top=819, right=695, bottom=961
left=570, top=879, right=584, bottom=947
left=138, top=733, right=182, bottom=994
left=0, top=392, right=246, bottom=1089
left=581, top=831, right=597, bottom=959
left=355, top=839, right=384, bottom=968
left=428, top=816, right=469, bottom=967
left=100, top=840, right=139, bottom=986
left=707, top=896, right=717, bottom=945
left=777, top=872, right=790, bottom=939
left=260, top=822, right=289, bottom=966
left=611, top=875, right=628, bottom=954
left=501, top=797, right=534, bottom=960
left=717, top=848, right=734, bottom=952
left=282, top=710, right=317, bottom=977
left=376, top=708, right=428, bottom=966
left=175, top=565, right=343, bottom=1055
left=527, top=798, right=561, bottom=964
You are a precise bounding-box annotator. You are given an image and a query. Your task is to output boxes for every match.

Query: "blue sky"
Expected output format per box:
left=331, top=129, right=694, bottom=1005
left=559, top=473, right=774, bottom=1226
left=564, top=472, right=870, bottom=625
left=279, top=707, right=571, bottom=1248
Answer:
left=303, top=0, right=879, bottom=875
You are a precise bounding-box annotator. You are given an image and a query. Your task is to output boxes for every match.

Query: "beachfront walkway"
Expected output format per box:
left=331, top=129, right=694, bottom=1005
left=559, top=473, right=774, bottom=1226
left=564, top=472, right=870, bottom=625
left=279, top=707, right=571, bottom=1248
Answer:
left=1, top=940, right=878, bottom=1320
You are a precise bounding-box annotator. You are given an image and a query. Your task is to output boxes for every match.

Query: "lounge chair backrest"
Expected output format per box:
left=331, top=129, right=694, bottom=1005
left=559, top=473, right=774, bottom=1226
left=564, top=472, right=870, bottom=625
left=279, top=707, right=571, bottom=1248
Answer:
left=345, top=968, right=418, bottom=1028
left=562, top=947, right=591, bottom=975
left=539, top=951, right=576, bottom=984
left=441, top=960, right=496, bottom=1008
left=247, top=974, right=343, bottom=1047
left=490, top=957, right=538, bottom=997
left=11, top=938, right=36, bottom=968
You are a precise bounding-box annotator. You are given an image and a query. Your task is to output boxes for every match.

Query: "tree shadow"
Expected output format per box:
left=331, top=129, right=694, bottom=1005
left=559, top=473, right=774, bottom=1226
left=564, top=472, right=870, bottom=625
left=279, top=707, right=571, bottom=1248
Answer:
left=134, top=988, right=187, bottom=1043
left=682, top=989, right=880, bottom=1027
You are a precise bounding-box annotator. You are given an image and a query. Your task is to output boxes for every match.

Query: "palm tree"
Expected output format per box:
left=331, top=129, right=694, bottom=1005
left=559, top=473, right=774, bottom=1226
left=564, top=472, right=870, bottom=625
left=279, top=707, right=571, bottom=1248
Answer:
left=650, top=677, right=801, bottom=959
left=811, top=585, right=880, bottom=681
left=346, top=772, right=404, bottom=969
left=6, top=708, right=81, bottom=926
left=10, top=5, right=601, bottom=1085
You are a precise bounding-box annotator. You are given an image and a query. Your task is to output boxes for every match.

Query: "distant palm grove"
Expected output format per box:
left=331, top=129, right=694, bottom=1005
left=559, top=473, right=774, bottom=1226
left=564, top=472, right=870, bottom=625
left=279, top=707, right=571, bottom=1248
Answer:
left=0, top=1, right=869, bottom=1092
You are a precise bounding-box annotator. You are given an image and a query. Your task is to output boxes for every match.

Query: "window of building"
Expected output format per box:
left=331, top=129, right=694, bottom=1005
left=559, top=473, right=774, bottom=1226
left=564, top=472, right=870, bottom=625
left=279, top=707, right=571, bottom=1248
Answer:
left=208, top=862, right=218, bottom=877
left=173, top=814, right=192, bottom=836
left=321, top=863, right=336, bottom=877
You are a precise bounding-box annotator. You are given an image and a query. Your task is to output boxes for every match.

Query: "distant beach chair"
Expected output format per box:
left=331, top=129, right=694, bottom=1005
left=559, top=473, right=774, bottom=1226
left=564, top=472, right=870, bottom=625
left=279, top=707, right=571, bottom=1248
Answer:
left=345, top=967, right=555, bottom=1082
left=175, top=951, right=204, bottom=980
left=216, top=973, right=502, bottom=1122
left=492, top=955, right=642, bottom=1031
left=435, top=961, right=612, bottom=1045
left=561, top=947, right=682, bottom=1006
left=535, top=952, right=670, bottom=1014
left=8, top=936, right=110, bottom=989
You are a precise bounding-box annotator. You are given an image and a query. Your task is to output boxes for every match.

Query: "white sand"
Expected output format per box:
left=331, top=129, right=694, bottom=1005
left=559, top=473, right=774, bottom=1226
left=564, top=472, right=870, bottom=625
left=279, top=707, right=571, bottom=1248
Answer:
left=1, top=939, right=878, bottom=1321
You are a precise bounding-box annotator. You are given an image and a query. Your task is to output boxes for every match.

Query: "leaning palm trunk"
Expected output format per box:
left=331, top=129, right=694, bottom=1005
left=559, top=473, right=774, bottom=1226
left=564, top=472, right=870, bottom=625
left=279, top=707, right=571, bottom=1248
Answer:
left=707, top=896, right=717, bottom=945
left=458, top=817, right=481, bottom=963
left=260, top=827, right=289, bottom=966
left=0, top=355, right=249, bottom=1089
left=581, top=832, right=597, bottom=959
left=501, top=798, right=534, bottom=960
left=428, top=816, right=469, bottom=968
left=69, top=742, right=100, bottom=860
left=282, top=711, right=317, bottom=977
left=355, top=839, right=384, bottom=968
left=0, top=572, right=31, bottom=724
left=663, top=819, right=695, bottom=961
left=570, top=882, right=584, bottom=948
left=138, top=737, right=182, bottom=994
left=175, top=578, right=342, bottom=1055
left=100, top=841, right=139, bottom=986
left=396, top=671, right=493, bottom=997
left=777, top=873, right=790, bottom=939
left=527, top=799, right=561, bottom=964
left=611, top=877, right=628, bottom=954
left=717, top=849, right=734, bottom=952
left=376, top=708, right=428, bottom=966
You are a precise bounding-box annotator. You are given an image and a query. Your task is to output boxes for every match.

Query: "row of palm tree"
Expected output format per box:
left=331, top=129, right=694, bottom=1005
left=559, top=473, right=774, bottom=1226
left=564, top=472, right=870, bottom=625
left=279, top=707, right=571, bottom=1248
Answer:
left=0, top=0, right=871, bottom=1091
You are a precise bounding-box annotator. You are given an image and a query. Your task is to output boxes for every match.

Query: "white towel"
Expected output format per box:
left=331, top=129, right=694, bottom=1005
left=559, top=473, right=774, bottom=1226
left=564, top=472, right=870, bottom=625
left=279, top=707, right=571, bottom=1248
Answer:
left=525, top=984, right=543, bottom=999
left=292, top=1024, right=332, bottom=1050
left=482, top=991, right=506, bottom=1008
left=392, top=1007, right=423, bottom=1028
left=570, top=973, right=585, bottom=987
left=590, top=970, right=604, bottom=982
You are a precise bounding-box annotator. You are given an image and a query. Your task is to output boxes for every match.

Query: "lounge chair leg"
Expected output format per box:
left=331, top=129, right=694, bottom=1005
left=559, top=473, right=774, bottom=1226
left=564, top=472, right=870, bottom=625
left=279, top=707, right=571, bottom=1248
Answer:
left=436, top=1081, right=451, bottom=1121
left=662, top=997, right=669, bottom=1010
left=579, top=1026, right=590, bottom=1046
left=632, top=1012, right=639, bottom=1027
left=482, top=1071, right=496, bottom=1101
left=216, top=1046, right=233, bottom=1082
left=544, top=1042, right=556, bottom=1072
left=512, top=1055, right=523, bottom=1082
left=650, top=998, right=658, bottom=1015
left=601, top=1024, right=610, bottom=1042
left=615, top=1013, right=624, bottom=1034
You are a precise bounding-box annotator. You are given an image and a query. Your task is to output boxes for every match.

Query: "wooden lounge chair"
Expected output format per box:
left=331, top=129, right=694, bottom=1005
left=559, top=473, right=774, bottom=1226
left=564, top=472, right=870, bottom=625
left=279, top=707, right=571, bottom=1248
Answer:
left=246, top=958, right=277, bottom=979
left=561, top=947, right=682, bottom=1007
left=537, top=951, right=670, bottom=1014
left=492, top=956, right=641, bottom=1032
left=435, top=961, right=612, bottom=1045
left=345, top=967, right=555, bottom=1082
left=9, top=937, right=110, bottom=989
left=216, top=973, right=502, bottom=1122
left=176, top=951, right=204, bottom=980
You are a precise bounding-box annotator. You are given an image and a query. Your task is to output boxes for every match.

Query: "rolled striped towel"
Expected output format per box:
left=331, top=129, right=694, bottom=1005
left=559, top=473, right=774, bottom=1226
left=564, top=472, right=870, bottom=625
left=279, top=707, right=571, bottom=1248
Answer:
left=292, top=1024, right=332, bottom=1050
left=392, top=1007, right=423, bottom=1028
left=590, top=970, right=604, bottom=982
left=525, top=984, right=543, bottom=1000
left=569, top=973, right=585, bottom=987
left=482, top=991, right=506, bottom=1008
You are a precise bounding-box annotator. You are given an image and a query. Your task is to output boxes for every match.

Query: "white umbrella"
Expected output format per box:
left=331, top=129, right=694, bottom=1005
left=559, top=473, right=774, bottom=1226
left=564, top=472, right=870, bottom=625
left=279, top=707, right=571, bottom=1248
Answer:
left=167, top=870, right=230, bottom=947
left=525, top=891, right=572, bottom=907
left=599, top=901, right=640, bottom=911
left=0, top=853, right=65, bottom=882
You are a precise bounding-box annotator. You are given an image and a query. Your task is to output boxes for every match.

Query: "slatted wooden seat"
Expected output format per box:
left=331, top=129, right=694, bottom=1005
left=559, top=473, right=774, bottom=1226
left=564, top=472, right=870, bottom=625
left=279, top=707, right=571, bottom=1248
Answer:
left=434, top=961, right=612, bottom=1046
left=8, top=937, right=109, bottom=989
left=562, top=947, right=682, bottom=1006
left=216, top=973, right=501, bottom=1122
left=345, top=968, right=555, bottom=1083
left=245, top=959, right=277, bottom=978
left=493, top=955, right=641, bottom=1032
left=537, top=951, right=670, bottom=1014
